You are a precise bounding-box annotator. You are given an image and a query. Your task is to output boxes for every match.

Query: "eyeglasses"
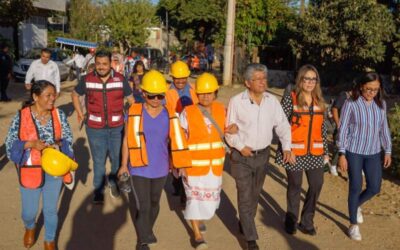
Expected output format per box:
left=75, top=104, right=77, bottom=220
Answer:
left=363, top=88, right=380, bottom=93
left=146, top=94, right=165, bottom=100
left=303, top=77, right=318, bottom=83
left=251, top=78, right=267, bottom=82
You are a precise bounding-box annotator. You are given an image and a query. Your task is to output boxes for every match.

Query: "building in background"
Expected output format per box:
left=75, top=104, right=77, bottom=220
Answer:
left=0, top=0, right=66, bottom=55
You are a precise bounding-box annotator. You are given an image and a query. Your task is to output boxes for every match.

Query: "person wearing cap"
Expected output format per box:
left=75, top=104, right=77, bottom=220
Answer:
left=5, top=80, right=74, bottom=250
left=165, top=60, right=199, bottom=203
left=118, top=70, right=191, bottom=250
left=225, top=64, right=292, bottom=250
left=179, top=72, right=237, bottom=249
left=71, top=50, right=134, bottom=204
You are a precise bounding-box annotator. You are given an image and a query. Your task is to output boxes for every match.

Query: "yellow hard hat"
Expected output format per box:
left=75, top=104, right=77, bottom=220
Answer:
left=141, top=70, right=167, bottom=94
left=41, top=148, right=78, bottom=177
left=196, top=73, right=219, bottom=94
left=170, top=60, right=190, bottom=78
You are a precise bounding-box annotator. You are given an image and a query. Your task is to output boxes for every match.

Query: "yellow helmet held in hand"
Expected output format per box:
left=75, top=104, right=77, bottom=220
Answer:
left=170, top=60, right=190, bottom=78
left=196, top=73, right=219, bottom=94
left=141, top=70, right=167, bottom=94
left=41, top=148, right=78, bottom=177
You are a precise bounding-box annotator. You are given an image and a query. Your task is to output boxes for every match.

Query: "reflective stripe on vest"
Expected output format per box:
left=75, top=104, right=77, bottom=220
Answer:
left=188, top=141, right=224, bottom=151
left=192, top=157, right=225, bottom=167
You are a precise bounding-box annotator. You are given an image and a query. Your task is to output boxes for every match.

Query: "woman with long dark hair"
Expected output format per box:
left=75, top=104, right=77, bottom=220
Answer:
left=5, top=80, right=74, bottom=250
left=129, top=60, right=147, bottom=103
left=338, top=72, right=392, bottom=241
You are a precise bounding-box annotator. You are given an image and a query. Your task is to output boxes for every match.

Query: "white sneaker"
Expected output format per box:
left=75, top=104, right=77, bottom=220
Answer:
left=357, top=207, right=364, bottom=224
left=348, top=225, right=362, bottom=241
left=330, top=165, right=339, bottom=176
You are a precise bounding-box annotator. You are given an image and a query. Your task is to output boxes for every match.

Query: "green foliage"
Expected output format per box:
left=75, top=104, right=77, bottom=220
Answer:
left=392, top=5, right=400, bottom=72
left=388, top=103, right=400, bottom=177
left=157, top=0, right=226, bottom=44
left=0, top=0, right=35, bottom=27
left=69, top=0, right=101, bottom=42
left=104, top=0, right=156, bottom=51
left=235, top=0, right=294, bottom=49
left=289, top=0, right=395, bottom=71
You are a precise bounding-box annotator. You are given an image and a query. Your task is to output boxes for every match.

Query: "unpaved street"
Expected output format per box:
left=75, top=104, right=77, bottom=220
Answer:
left=0, top=80, right=399, bottom=250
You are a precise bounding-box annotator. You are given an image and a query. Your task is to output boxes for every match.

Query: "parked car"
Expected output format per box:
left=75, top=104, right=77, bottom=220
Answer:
left=129, top=47, right=167, bottom=71
left=13, top=48, right=75, bottom=82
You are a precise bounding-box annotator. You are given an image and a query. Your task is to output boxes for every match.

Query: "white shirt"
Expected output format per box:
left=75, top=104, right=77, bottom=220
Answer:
left=225, top=89, right=291, bottom=151
left=84, top=53, right=95, bottom=68
left=67, top=54, right=85, bottom=68
left=25, top=59, right=60, bottom=93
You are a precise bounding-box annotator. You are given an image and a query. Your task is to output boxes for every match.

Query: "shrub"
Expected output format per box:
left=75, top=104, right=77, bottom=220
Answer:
left=388, top=103, right=400, bottom=177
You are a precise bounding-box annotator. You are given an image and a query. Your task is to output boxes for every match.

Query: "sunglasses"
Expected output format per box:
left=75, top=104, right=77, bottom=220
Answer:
left=146, top=94, right=165, bottom=100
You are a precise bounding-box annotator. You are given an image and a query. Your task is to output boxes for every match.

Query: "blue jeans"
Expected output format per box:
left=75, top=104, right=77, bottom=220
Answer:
left=20, top=173, right=62, bottom=241
left=86, top=126, right=123, bottom=193
left=346, top=151, right=382, bottom=224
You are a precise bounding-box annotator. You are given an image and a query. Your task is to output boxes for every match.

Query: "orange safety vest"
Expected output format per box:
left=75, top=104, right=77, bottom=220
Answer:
left=18, top=107, right=72, bottom=189
left=191, top=56, right=200, bottom=69
left=165, top=83, right=199, bottom=114
left=185, top=102, right=226, bottom=176
left=126, top=103, right=191, bottom=168
left=290, top=92, right=324, bottom=156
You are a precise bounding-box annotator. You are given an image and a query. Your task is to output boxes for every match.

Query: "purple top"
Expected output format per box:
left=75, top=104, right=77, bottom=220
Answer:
left=129, top=108, right=170, bottom=178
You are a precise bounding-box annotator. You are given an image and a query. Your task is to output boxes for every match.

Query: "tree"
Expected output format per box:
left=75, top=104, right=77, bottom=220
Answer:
left=289, top=0, right=395, bottom=74
left=0, top=0, right=35, bottom=58
left=103, top=0, right=156, bottom=53
left=69, top=0, right=102, bottom=42
left=157, top=0, right=226, bottom=48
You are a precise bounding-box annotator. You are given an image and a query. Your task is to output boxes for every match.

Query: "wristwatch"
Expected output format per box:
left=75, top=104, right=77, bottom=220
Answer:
left=338, top=152, right=345, bottom=157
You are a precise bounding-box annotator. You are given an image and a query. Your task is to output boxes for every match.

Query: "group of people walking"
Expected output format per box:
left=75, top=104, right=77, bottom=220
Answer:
left=5, top=48, right=392, bottom=250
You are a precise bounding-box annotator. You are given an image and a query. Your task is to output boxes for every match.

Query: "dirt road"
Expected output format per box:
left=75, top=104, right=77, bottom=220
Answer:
left=0, top=80, right=399, bottom=250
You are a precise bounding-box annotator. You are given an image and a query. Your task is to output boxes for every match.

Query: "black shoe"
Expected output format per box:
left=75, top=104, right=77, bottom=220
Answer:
left=109, top=184, right=120, bottom=198
left=93, top=192, right=104, bottom=204
left=147, top=233, right=157, bottom=246
left=238, top=221, right=244, bottom=235
left=284, top=213, right=297, bottom=235
left=0, top=97, right=11, bottom=102
left=298, top=223, right=317, bottom=236
left=247, top=240, right=259, bottom=250
left=136, top=243, right=150, bottom=250
left=194, top=239, right=208, bottom=250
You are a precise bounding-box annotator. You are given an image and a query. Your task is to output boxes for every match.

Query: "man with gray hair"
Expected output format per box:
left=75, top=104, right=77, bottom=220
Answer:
left=225, top=63, right=292, bottom=250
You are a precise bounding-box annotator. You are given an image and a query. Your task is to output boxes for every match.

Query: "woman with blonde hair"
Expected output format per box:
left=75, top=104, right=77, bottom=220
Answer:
left=276, top=64, right=329, bottom=236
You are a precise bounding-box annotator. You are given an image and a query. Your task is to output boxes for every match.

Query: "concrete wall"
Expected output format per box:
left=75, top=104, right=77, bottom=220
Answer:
left=33, top=0, right=66, bottom=12
left=19, top=23, right=47, bottom=55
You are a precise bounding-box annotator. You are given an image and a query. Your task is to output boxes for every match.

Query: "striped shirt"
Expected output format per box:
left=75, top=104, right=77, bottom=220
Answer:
left=338, top=96, right=391, bottom=155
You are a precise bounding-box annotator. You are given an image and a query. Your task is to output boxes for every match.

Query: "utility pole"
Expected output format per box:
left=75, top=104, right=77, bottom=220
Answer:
left=166, top=10, right=170, bottom=73
left=223, top=0, right=236, bottom=86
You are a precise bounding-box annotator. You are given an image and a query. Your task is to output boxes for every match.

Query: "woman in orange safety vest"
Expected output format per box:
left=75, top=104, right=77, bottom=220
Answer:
left=179, top=73, right=237, bottom=249
left=118, top=70, right=191, bottom=250
left=276, top=64, right=329, bottom=236
left=5, top=80, right=75, bottom=250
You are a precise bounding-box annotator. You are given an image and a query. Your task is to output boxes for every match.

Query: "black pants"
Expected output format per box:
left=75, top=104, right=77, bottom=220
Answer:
left=0, top=77, right=9, bottom=100
left=128, top=175, right=167, bottom=244
left=286, top=167, right=324, bottom=229
left=230, top=148, right=270, bottom=241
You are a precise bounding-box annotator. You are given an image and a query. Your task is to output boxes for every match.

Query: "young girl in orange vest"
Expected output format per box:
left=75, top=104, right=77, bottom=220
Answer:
left=276, top=64, right=329, bottom=236
left=179, top=73, right=237, bottom=249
